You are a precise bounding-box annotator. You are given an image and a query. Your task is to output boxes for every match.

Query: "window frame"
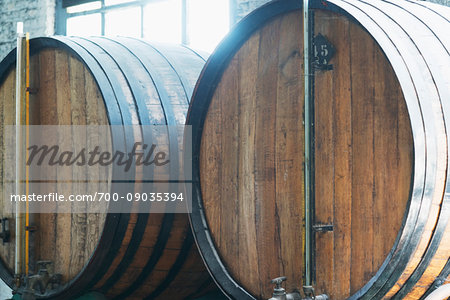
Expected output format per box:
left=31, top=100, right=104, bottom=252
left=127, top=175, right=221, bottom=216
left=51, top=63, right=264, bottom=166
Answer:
left=56, top=0, right=235, bottom=46
left=56, top=0, right=189, bottom=44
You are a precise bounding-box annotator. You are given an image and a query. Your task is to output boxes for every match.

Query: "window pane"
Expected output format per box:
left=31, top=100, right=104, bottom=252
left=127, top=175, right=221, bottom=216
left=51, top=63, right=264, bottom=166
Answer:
left=143, top=0, right=181, bottom=44
left=66, top=1, right=101, bottom=14
left=187, top=0, right=229, bottom=52
left=105, top=0, right=135, bottom=6
left=67, top=14, right=102, bottom=36
left=105, top=6, right=141, bottom=37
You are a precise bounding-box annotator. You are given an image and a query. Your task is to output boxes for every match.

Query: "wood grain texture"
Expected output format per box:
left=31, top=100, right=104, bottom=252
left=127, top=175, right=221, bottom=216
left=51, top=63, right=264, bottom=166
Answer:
left=327, top=13, right=352, bottom=300
left=69, top=52, right=89, bottom=280
left=192, top=1, right=450, bottom=299
left=54, top=49, right=72, bottom=282
left=349, top=16, right=376, bottom=293
left=274, top=12, right=304, bottom=296
left=0, top=38, right=213, bottom=299
left=200, top=11, right=304, bottom=299
left=84, top=65, right=108, bottom=271
left=0, top=67, right=16, bottom=275
left=313, top=10, right=413, bottom=299
left=37, top=49, right=58, bottom=276
left=237, top=32, right=260, bottom=290
left=198, top=8, right=413, bottom=300
left=313, top=12, right=335, bottom=296
left=12, top=50, right=108, bottom=281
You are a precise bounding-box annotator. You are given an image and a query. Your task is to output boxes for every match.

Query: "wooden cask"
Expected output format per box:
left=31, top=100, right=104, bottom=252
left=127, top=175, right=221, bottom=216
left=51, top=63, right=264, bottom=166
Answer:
left=0, top=36, right=216, bottom=299
left=187, top=0, right=450, bottom=299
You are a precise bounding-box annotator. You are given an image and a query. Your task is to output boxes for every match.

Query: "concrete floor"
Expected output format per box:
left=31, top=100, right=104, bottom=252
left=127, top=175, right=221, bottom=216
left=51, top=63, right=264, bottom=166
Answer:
left=0, top=280, right=11, bottom=300
left=0, top=282, right=226, bottom=300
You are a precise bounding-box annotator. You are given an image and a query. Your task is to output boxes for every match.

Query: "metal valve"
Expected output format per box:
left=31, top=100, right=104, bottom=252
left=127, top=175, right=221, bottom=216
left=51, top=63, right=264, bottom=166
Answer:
left=302, top=285, right=329, bottom=300
left=271, top=276, right=287, bottom=296
left=21, top=260, right=62, bottom=299
left=267, top=276, right=329, bottom=300
left=268, top=277, right=301, bottom=300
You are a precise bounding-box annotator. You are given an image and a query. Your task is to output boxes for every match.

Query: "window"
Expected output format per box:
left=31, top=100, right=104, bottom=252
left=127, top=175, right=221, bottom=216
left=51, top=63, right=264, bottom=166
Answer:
left=143, top=0, right=182, bottom=44
left=105, top=6, right=141, bottom=38
left=56, top=0, right=230, bottom=52
left=66, top=13, right=101, bottom=36
left=187, top=0, right=229, bottom=52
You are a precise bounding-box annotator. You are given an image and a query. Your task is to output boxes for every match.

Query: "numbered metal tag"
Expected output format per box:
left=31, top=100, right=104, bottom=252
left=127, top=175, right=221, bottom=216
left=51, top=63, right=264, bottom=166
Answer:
left=313, top=34, right=336, bottom=70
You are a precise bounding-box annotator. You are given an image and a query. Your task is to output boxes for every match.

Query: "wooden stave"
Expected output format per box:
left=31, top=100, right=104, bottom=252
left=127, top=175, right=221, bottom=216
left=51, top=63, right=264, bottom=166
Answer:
left=186, top=3, right=307, bottom=299
left=365, top=1, right=450, bottom=298
left=0, top=36, right=128, bottom=298
left=71, top=36, right=180, bottom=299
left=421, top=1, right=450, bottom=296
left=87, top=36, right=207, bottom=300
left=402, top=2, right=450, bottom=297
left=325, top=0, right=432, bottom=299
left=0, top=36, right=213, bottom=299
left=186, top=0, right=450, bottom=299
left=81, top=37, right=168, bottom=299
left=61, top=36, right=209, bottom=299
left=326, top=1, right=449, bottom=299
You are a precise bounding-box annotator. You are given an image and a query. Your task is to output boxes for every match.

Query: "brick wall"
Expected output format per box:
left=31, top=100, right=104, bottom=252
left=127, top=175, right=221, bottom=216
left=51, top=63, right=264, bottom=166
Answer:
left=233, top=0, right=272, bottom=23
left=426, top=0, right=450, bottom=5
left=0, top=0, right=55, bottom=61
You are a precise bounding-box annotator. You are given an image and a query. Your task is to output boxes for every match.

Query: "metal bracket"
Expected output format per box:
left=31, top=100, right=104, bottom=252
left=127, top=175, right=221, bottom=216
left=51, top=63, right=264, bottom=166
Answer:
left=312, top=34, right=336, bottom=71
left=25, top=226, right=37, bottom=232
left=312, top=224, right=334, bottom=232
left=0, top=218, right=11, bottom=244
left=25, top=87, right=39, bottom=94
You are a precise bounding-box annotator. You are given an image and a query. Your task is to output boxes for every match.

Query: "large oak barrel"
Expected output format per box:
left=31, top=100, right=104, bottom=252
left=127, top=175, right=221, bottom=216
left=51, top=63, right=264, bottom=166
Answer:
left=0, top=36, right=216, bottom=299
left=187, top=0, right=450, bottom=299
